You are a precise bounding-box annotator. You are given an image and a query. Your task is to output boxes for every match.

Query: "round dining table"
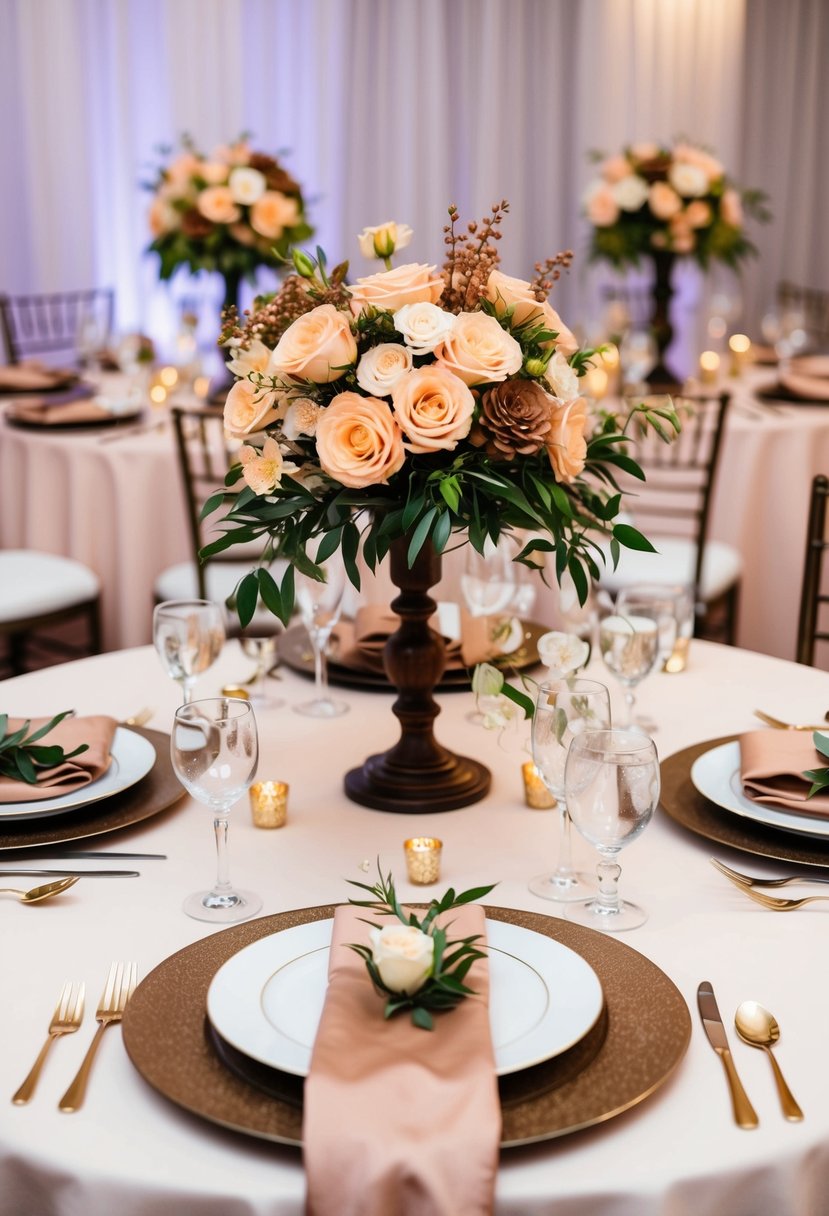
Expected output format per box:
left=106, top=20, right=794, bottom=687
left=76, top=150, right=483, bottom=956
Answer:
left=1, top=638, right=827, bottom=1215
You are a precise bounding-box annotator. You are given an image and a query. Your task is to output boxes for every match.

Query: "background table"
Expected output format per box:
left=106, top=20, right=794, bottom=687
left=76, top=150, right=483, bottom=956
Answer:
left=1, top=640, right=828, bottom=1215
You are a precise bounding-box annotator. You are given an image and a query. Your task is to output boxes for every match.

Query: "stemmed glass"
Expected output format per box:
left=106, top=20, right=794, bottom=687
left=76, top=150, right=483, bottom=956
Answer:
left=153, top=599, right=225, bottom=705
left=460, top=538, right=517, bottom=618
left=293, top=550, right=348, bottom=718
left=171, top=697, right=262, bottom=923
left=598, top=600, right=660, bottom=729
left=238, top=630, right=284, bottom=707
left=617, top=583, right=693, bottom=673
left=529, top=678, right=612, bottom=902
left=761, top=306, right=809, bottom=377
left=564, top=728, right=660, bottom=931
left=619, top=328, right=657, bottom=393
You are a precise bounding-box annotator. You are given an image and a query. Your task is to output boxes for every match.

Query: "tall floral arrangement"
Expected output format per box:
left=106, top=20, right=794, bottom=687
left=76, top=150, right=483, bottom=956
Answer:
left=206, top=204, right=677, bottom=625
left=583, top=140, right=769, bottom=269
left=145, top=135, right=313, bottom=282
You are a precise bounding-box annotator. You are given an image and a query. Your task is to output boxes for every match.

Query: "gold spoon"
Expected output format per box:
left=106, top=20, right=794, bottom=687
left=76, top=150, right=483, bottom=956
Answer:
left=0, top=876, right=80, bottom=904
left=734, top=1001, right=804, bottom=1121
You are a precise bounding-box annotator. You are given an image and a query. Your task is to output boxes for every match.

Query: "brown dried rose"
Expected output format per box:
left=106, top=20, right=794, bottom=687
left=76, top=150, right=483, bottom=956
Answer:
left=180, top=208, right=214, bottom=239
left=248, top=154, right=301, bottom=196
left=470, top=379, right=552, bottom=460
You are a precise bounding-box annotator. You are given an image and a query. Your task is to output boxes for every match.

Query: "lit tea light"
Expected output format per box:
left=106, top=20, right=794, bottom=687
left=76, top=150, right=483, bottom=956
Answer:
left=404, top=836, right=442, bottom=885
left=521, top=761, right=555, bottom=809
left=159, top=365, right=179, bottom=388
left=728, top=333, right=752, bottom=377
left=193, top=375, right=211, bottom=400
left=581, top=365, right=609, bottom=401
left=600, top=343, right=620, bottom=371
left=149, top=384, right=167, bottom=405
left=249, top=780, right=288, bottom=829
left=699, top=350, right=720, bottom=384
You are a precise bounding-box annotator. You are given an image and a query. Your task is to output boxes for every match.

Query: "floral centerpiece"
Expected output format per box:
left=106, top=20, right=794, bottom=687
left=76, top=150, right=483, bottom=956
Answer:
left=205, top=202, right=677, bottom=811
left=145, top=135, right=313, bottom=300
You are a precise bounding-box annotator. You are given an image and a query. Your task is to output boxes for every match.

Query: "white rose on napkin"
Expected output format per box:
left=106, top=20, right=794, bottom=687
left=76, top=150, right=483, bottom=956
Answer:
left=369, top=924, right=435, bottom=994
left=538, top=630, right=589, bottom=676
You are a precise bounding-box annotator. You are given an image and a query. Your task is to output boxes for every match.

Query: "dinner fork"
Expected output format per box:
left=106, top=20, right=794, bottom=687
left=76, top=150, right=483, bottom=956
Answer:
left=715, top=866, right=829, bottom=911
left=58, top=962, right=137, bottom=1112
left=753, top=709, right=829, bottom=731
left=711, top=858, right=829, bottom=889
left=12, top=981, right=85, bottom=1104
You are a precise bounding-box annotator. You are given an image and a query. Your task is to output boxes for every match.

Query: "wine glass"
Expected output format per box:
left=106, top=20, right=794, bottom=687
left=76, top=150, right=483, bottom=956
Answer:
left=599, top=600, right=660, bottom=729
left=618, top=583, right=694, bottom=673
left=293, top=549, right=348, bottom=718
left=461, top=538, right=517, bottom=618
left=529, top=678, right=612, bottom=902
left=152, top=599, right=225, bottom=705
left=238, top=630, right=284, bottom=707
left=564, top=728, right=660, bottom=931
left=171, top=697, right=262, bottom=923
left=619, top=328, right=657, bottom=393
left=761, top=306, right=810, bottom=376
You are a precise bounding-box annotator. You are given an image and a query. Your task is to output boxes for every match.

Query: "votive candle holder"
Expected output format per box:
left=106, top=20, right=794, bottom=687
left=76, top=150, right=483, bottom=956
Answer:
left=249, top=781, right=288, bottom=829
left=404, top=837, right=442, bottom=885
left=522, top=761, right=556, bottom=809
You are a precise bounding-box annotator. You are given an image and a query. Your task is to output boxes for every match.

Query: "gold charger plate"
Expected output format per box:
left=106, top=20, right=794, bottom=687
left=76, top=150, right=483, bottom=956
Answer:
left=122, top=903, right=691, bottom=1149
left=279, top=620, right=545, bottom=692
left=0, top=727, right=185, bottom=852
left=660, top=735, right=829, bottom=867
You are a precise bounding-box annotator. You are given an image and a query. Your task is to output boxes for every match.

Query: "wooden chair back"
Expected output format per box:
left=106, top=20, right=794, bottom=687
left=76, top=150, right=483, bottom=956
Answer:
left=777, top=281, right=829, bottom=347
left=171, top=407, right=241, bottom=600
left=796, top=474, right=829, bottom=666
left=0, top=288, right=115, bottom=365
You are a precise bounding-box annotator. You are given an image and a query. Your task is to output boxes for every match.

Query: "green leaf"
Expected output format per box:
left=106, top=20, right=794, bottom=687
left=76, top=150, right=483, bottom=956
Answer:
left=236, top=572, right=259, bottom=628
left=256, top=568, right=285, bottom=623
left=411, top=1006, right=434, bottom=1031
left=432, top=509, right=452, bottom=553
left=408, top=507, right=437, bottom=565
left=439, top=478, right=460, bottom=512
left=613, top=524, right=657, bottom=554
left=314, top=527, right=343, bottom=564
left=500, top=682, right=535, bottom=719
left=813, top=731, right=829, bottom=761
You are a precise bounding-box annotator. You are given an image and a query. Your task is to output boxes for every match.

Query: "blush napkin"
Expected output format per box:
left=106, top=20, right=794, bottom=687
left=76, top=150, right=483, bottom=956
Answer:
left=331, top=605, right=464, bottom=674
left=740, top=729, right=829, bottom=816
left=0, top=715, right=117, bottom=803
left=303, top=903, right=501, bottom=1216
left=0, top=361, right=79, bottom=393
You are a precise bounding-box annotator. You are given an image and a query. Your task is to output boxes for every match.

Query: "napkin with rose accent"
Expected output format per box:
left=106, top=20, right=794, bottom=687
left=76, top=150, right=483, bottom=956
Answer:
left=303, top=903, right=501, bottom=1216
left=0, top=715, right=117, bottom=803
left=0, top=361, right=80, bottom=393
left=740, top=730, right=829, bottom=816
left=332, top=603, right=515, bottom=674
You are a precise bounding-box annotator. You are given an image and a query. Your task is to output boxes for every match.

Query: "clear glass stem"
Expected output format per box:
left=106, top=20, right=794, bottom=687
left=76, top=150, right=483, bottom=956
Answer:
left=208, top=813, right=234, bottom=903
left=554, top=803, right=576, bottom=879
left=181, top=677, right=195, bottom=706
left=311, top=628, right=330, bottom=703
left=621, top=688, right=635, bottom=729
left=596, top=853, right=622, bottom=915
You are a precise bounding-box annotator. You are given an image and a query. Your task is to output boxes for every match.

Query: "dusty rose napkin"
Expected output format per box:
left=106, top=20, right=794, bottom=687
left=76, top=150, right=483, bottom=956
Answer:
left=791, top=354, right=829, bottom=379
left=459, top=607, right=523, bottom=668
left=0, top=361, right=80, bottom=393
left=740, top=730, right=829, bottom=816
left=0, top=715, right=117, bottom=803
left=5, top=386, right=109, bottom=427
left=332, top=605, right=465, bottom=673
left=779, top=370, right=829, bottom=401
left=303, top=904, right=501, bottom=1216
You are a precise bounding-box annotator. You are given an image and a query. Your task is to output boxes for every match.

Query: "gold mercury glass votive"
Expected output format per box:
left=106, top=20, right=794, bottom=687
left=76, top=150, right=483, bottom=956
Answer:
left=522, top=761, right=556, bottom=809
left=404, top=837, right=442, bottom=885
left=249, top=781, right=288, bottom=829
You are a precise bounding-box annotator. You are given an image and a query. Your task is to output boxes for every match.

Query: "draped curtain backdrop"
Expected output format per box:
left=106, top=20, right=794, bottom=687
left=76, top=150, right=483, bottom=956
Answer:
left=1, top=0, right=827, bottom=364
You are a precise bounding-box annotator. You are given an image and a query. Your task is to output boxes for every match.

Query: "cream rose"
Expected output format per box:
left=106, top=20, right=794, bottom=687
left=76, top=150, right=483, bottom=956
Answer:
left=196, top=186, right=241, bottom=225
left=347, top=263, right=444, bottom=315
left=282, top=397, right=323, bottom=440
left=393, top=303, right=457, bottom=355
left=356, top=343, right=413, bottom=396
left=537, top=630, right=590, bottom=676
left=229, top=166, right=267, bottom=205
left=601, top=154, right=632, bottom=184
left=357, top=221, right=413, bottom=260
left=720, top=188, right=743, bottom=228
left=648, top=181, right=682, bottom=220
left=545, top=351, right=580, bottom=400
left=148, top=197, right=179, bottom=236
left=315, top=392, right=405, bottom=488
left=391, top=365, right=475, bottom=452
left=434, top=312, right=522, bottom=387
left=585, top=182, right=620, bottom=227
left=612, top=174, right=649, bottom=212
left=268, top=304, right=357, bottom=384
left=547, top=397, right=588, bottom=484
left=369, top=924, right=434, bottom=994
left=239, top=438, right=290, bottom=495
left=250, top=191, right=300, bottom=239
left=223, top=379, right=284, bottom=438
left=225, top=339, right=273, bottom=380
left=668, top=161, right=708, bottom=198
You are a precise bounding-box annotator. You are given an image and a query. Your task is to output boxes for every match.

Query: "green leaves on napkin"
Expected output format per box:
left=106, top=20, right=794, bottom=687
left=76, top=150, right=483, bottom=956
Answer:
left=0, top=712, right=89, bottom=784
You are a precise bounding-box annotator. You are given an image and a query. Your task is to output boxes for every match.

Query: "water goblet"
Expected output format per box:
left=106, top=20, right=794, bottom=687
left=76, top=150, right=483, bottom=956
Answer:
left=293, top=550, right=348, bottom=718
left=153, top=599, right=225, bottom=705
left=528, top=678, right=612, bottom=902
left=460, top=538, right=517, bottom=618
left=564, top=728, right=660, bottom=931
left=171, top=697, right=262, bottom=923
left=618, top=583, right=694, bottom=673
left=599, top=600, right=660, bottom=729
left=619, top=328, right=657, bottom=393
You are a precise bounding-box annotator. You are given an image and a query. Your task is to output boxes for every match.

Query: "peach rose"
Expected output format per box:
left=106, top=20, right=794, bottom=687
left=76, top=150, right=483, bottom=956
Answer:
left=648, top=181, right=682, bottom=220
left=356, top=343, right=413, bottom=396
left=347, top=263, right=444, bottom=315
left=165, top=153, right=200, bottom=188
left=268, top=304, right=357, bottom=384
left=630, top=142, right=660, bottom=163
left=585, top=183, right=620, bottom=227
left=197, top=186, right=241, bottom=225
left=391, top=365, right=475, bottom=452
left=213, top=141, right=251, bottom=166
left=315, top=392, right=405, bottom=488
left=673, top=143, right=723, bottom=182
left=229, top=222, right=256, bottom=246
left=200, top=161, right=230, bottom=186
left=684, top=200, right=712, bottom=229
left=148, top=197, right=179, bottom=236
left=250, top=191, right=300, bottom=239
left=538, top=301, right=579, bottom=356
left=434, top=311, right=523, bottom=386
left=547, top=397, right=588, bottom=484
left=485, top=270, right=545, bottom=327
left=223, top=379, right=284, bottom=439
left=720, top=188, right=743, bottom=228
left=601, top=154, right=632, bottom=184
left=239, top=437, right=291, bottom=495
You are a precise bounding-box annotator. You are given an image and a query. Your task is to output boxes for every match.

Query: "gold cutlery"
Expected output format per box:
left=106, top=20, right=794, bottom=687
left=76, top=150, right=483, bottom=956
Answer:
left=711, top=858, right=829, bottom=889
left=734, top=1002, right=803, bottom=1121
left=0, top=876, right=79, bottom=904
left=722, top=885, right=829, bottom=912
left=12, top=981, right=85, bottom=1104
left=697, top=980, right=758, bottom=1128
left=753, top=709, right=829, bottom=731
left=59, top=961, right=137, bottom=1112
left=0, top=869, right=139, bottom=878
left=120, top=707, right=155, bottom=727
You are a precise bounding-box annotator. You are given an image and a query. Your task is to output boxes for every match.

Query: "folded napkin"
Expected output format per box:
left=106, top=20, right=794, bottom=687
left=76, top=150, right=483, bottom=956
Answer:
left=5, top=386, right=122, bottom=428
left=0, top=715, right=117, bottom=803
left=0, top=361, right=79, bottom=393
left=779, top=370, right=829, bottom=402
left=331, top=605, right=464, bottom=674
left=791, top=354, right=829, bottom=379
left=303, top=904, right=500, bottom=1216
left=460, top=606, right=523, bottom=668
left=740, top=730, right=829, bottom=816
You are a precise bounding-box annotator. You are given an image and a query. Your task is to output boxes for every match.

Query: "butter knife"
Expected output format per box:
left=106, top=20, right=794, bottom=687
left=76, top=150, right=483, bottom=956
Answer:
left=0, top=869, right=139, bottom=877
left=697, top=981, right=759, bottom=1128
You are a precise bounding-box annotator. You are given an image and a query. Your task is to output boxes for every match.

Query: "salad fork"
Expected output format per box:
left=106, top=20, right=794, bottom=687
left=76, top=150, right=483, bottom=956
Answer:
left=715, top=867, right=829, bottom=911
left=753, top=709, right=829, bottom=731
left=58, top=961, right=137, bottom=1112
left=710, top=858, right=829, bottom=889
left=12, top=981, right=85, bottom=1104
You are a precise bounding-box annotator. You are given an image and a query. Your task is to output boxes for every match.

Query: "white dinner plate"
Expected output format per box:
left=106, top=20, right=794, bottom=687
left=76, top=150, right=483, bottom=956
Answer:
left=207, top=917, right=604, bottom=1078
left=0, top=727, right=156, bottom=820
left=690, top=740, right=829, bottom=840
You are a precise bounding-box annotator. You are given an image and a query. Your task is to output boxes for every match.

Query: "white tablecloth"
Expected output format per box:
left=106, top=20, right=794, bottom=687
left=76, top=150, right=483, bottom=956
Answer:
left=1, top=641, right=828, bottom=1215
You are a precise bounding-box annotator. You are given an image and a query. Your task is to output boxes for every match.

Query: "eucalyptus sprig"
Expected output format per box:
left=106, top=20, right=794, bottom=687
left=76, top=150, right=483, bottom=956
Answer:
left=347, top=864, right=496, bottom=1031
left=803, top=732, right=829, bottom=798
left=0, top=712, right=88, bottom=785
